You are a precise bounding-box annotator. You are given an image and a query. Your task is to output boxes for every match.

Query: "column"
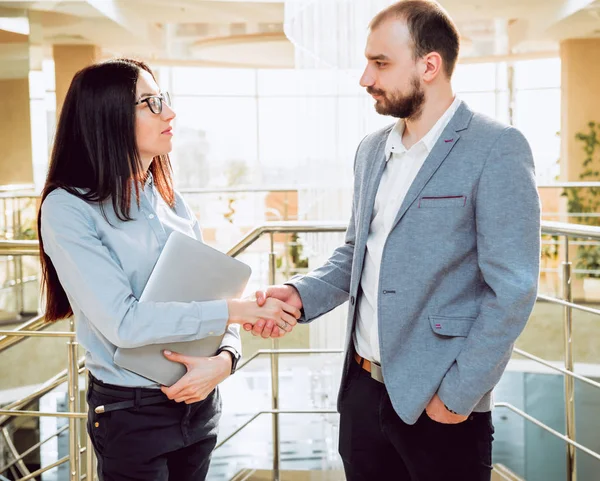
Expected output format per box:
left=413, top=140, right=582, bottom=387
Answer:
left=560, top=38, right=600, bottom=182
left=0, top=27, right=33, bottom=185
left=53, top=44, right=100, bottom=116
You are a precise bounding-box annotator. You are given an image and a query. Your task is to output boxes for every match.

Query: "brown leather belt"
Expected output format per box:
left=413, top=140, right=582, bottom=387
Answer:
left=354, top=353, right=384, bottom=383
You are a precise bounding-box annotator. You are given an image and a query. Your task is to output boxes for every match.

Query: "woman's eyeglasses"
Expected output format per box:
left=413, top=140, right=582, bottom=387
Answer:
left=135, top=92, right=171, bottom=115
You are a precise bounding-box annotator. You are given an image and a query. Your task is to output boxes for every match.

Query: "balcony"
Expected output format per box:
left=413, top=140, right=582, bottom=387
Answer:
left=0, top=210, right=599, bottom=480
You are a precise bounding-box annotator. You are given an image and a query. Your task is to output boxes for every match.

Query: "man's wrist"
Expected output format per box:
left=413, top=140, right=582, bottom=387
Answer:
left=443, top=403, right=459, bottom=415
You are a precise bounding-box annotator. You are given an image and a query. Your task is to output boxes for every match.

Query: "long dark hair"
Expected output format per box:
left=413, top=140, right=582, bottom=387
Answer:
left=38, top=58, right=175, bottom=322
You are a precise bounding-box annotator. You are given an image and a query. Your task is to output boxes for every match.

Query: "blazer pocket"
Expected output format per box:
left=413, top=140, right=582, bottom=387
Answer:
left=429, top=315, right=476, bottom=337
left=418, top=195, right=466, bottom=208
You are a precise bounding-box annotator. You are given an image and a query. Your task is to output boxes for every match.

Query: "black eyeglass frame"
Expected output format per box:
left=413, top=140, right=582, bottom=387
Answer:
left=135, top=92, right=171, bottom=114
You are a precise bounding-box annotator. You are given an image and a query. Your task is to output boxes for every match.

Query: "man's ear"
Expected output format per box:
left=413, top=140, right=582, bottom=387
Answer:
left=422, top=52, right=444, bottom=83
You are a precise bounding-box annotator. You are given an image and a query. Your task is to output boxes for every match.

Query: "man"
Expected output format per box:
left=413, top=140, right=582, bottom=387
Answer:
left=246, top=1, right=540, bottom=479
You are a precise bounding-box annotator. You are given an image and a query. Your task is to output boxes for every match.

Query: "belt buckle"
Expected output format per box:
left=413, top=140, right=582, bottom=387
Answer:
left=370, top=362, right=384, bottom=383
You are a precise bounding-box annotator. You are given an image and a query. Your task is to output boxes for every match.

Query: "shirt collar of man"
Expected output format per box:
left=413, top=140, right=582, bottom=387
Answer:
left=384, top=96, right=461, bottom=160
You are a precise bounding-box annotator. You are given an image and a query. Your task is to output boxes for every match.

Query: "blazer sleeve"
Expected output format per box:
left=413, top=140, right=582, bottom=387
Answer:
left=437, top=127, right=541, bottom=415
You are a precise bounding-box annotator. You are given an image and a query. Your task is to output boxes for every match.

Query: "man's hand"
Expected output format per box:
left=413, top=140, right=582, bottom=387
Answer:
left=425, top=393, right=468, bottom=424
left=243, top=285, right=303, bottom=338
left=160, top=350, right=231, bottom=404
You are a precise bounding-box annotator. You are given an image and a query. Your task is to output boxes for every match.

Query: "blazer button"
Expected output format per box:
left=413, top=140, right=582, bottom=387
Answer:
left=350, top=296, right=355, bottom=306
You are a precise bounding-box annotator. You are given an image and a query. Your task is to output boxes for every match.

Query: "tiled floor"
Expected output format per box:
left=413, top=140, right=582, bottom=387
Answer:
left=231, top=470, right=345, bottom=481
left=231, top=465, right=523, bottom=481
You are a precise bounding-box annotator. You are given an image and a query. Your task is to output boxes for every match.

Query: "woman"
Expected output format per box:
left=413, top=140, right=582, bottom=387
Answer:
left=38, top=58, right=299, bottom=480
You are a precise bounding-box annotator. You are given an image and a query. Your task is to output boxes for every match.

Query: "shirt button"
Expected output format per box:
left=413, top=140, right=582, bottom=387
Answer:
left=350, top=296, right=355, bottom=306
left=208, top=331, right=214, bottom=336
left=148, top=214, right=155, bottom=219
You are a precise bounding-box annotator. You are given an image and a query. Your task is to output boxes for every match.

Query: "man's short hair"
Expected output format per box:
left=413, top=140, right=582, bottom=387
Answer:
left=370, top=0, right=460, bottom=78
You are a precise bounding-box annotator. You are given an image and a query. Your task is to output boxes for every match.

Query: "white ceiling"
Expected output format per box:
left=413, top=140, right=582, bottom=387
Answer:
left=0, top=0, right=599, bottom=68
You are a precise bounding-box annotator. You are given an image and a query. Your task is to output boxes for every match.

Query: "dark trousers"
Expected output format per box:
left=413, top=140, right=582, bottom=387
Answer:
left=339, top=359, right=494, bottom=481
left=86, top=377, right=221, bottom=481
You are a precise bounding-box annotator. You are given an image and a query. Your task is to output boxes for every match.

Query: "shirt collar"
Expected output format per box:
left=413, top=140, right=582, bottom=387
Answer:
left=384, top=96, right=461, bottom=160
left=144, top=171, right=154, bottom=187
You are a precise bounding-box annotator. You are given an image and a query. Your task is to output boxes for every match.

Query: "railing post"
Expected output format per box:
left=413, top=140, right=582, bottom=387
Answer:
left=11, top=197, right=25, bottom=319
left=67, top=320, right=81, bottom=481
left=562, top=235, right=576, bottom=481
left=13, top=255, right=24, bottom=319
left=15, top=197, right=22, bottom=239
left=268, top=232, right=280, bottom=481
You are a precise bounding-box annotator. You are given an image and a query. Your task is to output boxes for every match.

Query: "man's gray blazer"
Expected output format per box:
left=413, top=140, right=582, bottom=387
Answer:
left=288, top=101, right=541, bottom=425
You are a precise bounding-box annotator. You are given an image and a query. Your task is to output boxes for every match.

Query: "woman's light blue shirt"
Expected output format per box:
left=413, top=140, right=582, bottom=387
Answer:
left=40, top=177, right=239, bottom=387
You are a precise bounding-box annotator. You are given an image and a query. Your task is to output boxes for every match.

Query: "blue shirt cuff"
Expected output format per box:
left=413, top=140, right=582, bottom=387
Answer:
left=195, top=300, right=228, bottom=338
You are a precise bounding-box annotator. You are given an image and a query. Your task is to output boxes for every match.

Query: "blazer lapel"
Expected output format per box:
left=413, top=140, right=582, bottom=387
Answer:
left=356, top=132, right=390, bottom=246
left=389, top=102, right=474, bottom=233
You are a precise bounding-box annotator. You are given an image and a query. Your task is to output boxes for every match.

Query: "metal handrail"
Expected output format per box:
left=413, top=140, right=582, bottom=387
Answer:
left=0, top=410, right=86, bottom=419
left=492, top=465, right=522, bottom=481
left=0, top=194, right=38, bottom=200
left=0, top=184, right=35, bottom=193
left=212, top=353, right=600, bottom=469
left=0, top=275, right=38, bottom=294
left=0, top=240, right=38, bottom=256
left=0, top=315, right=48, bottom=353
left=1, top=220, right=600, bottom=481
left=16, top=446, right=87, bottom=481
left=179, top=186, right=304, bottom=194
left=226, top=220, right=347, bottom=257
left=0, top=181, right=599, bottom=195
left=1, top=429, right=29, bottom=478
left=0, top=223, right=349, bottom=481
left=512, top=348, right=600, bottom=390
left=17, top=456, right=68, bottom=481
left=0, top=185, right=321, bottom=200
left=215, top=409, right=338, bottom=450
left=495, top=403, right=600, bottom=461
left=2, top=220, right=598, bottom=258
left=0, top=330, right=74, bottom=338
left=537, top=182, right=600, bottom=188
left=0, top=360, right=85, bottom=429
left=0, top=425, right=68, bottom=474
left=235, top=348, right=344, bottom=372
left=537, top=294, right=600, bottom=316
left=542, top=221, right=600, bottom=240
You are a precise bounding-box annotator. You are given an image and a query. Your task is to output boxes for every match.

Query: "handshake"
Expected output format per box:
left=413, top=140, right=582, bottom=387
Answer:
left=226, top=284, right=302, bottom=339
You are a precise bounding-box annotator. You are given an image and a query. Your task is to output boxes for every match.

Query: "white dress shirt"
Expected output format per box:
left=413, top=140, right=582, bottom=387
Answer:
left=354, top=97, right=461, bottom=364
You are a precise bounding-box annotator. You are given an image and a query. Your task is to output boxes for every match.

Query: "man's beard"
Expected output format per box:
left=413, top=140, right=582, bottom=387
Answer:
left=367, top=76, right=425, bottom=120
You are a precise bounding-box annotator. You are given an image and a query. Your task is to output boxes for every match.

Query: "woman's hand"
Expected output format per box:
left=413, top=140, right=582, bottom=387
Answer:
left=226, top=297, right=300, bottom=332
left=160, top=350, right=231, bottom=404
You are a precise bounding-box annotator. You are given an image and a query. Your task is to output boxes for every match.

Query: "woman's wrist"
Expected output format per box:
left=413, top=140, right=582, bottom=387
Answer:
left=215, top=351, right=233, bottom=376
left=226, top=299, right=241, bottom=324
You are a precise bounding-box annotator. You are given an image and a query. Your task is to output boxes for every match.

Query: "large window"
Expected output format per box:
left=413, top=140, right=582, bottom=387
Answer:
left=513, top=58, right=561, bottom=183
left=160, top=57, right=561, bottom=192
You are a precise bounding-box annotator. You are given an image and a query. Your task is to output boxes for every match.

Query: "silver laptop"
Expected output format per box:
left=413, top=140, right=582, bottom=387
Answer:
left=113, top=231, right=251, bottom=386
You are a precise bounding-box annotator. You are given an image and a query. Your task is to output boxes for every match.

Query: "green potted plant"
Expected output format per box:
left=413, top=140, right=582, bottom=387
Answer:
left=563, top=121, right=600, bottom=299
left=276, top=233, right=309, bottom=277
